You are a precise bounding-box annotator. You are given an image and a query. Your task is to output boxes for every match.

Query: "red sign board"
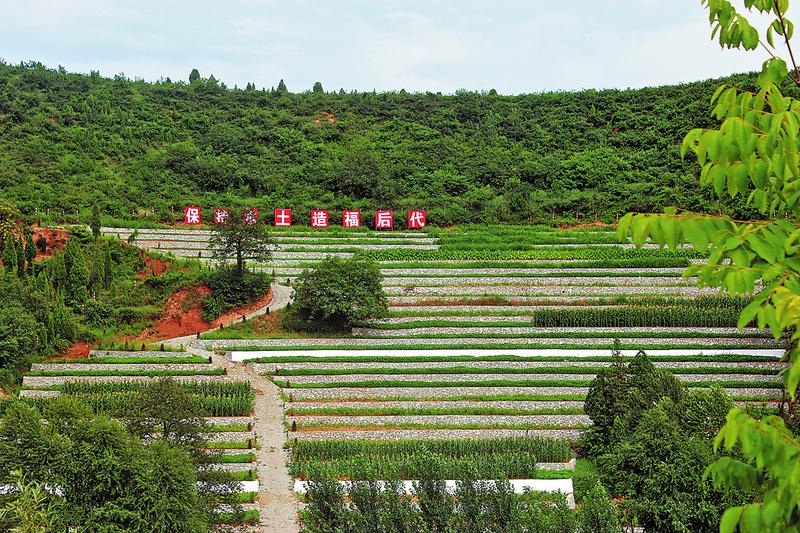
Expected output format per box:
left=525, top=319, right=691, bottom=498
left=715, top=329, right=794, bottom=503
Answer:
left=342, top=210, right=361, bottom=228
left=375, top=210, right=393, bottom=230
left=243, top=207, right=259, bottom=225
left=213, top=208, right=230, bottom=224
left=407, top=209, right=427, bottom=229
left=274, top=208, right=292, bottom=227
left=184, top=205, right=201, bottom=225
left=311, top=210, right=329, bottom=228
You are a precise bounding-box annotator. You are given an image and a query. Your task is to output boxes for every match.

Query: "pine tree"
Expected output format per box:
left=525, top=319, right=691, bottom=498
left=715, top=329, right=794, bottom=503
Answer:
left=64, top=240, right=89, bottom=307
left=103, top=244, right=113, bottom=290
left=24, top=229, right=35, bottom=274
left=2, top=234, right=16, bottom=272
left=189, top=68, right=200, bottom=83
left=276, top=79, right=288, bottom=95
left=312, top=81, right=323, bottom=94
left=49, top=253, right=67, bottom=290
left=90, top=205, right=101, bottom=239
left=15, top=237, right=25, bottom=277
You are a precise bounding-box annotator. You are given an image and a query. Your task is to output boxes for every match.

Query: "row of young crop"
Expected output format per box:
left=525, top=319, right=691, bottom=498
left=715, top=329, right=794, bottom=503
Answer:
left=12, top=381, right=255, bottom=416
left=289, top=436, right=573, bottom=480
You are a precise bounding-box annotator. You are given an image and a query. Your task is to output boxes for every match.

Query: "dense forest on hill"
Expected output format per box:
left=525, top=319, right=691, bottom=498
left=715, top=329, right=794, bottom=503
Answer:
left=0, top=61, right=779, bottom=225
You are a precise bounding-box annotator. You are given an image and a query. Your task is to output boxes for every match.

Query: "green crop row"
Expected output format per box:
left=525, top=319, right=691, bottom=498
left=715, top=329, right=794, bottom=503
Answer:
left=214, top=452, right=256, bottom=463
left=374, top=303, right=750, bottom=328
left=257, top=353, right=777, bottom=364
left=355, top=247, right=703, bottom=262
left=275, top=379, right=782, bottom=389
left=59, top=380, right=252, bottom=396
left=292, top=453, right=555, bottom=481
left=375, top=258, right=693, bottom=269
left=271, top=366, right=778, bottom=377
left=291, top=436, right=572, bottom=462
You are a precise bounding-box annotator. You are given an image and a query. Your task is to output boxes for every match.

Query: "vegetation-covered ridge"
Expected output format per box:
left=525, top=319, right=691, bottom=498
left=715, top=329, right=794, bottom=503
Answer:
left=1, top=61, right=792, bottom=225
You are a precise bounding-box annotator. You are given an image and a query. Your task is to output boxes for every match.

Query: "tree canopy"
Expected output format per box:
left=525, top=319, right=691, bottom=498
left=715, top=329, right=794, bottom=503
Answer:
left=0, top=61, right=787, bottom=226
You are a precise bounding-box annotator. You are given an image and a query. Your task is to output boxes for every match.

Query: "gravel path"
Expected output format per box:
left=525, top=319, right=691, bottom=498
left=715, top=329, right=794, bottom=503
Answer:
left=165, top=286, right=300, bottom=533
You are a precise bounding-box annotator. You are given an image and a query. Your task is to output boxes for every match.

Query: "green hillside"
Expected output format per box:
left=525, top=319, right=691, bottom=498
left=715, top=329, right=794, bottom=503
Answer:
left=0, top=61, right=772, bottom=224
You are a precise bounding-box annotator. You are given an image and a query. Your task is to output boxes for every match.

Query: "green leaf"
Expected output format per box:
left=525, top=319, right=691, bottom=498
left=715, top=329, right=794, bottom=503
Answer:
left=720, top=506, right=744, bottom=533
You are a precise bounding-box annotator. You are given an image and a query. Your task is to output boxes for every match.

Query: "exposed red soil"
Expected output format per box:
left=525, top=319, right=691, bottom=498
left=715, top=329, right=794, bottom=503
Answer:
left=136, top=254, right=172, bottom=281
left=50, top=340, right=92, bottom=361
left=32, top=227, right=69, bottom=260
left=312, top=110, right=337, bottom=125
left=558, top=220, right=613, bottom=230
left=129, top=284, right=273, bottom=342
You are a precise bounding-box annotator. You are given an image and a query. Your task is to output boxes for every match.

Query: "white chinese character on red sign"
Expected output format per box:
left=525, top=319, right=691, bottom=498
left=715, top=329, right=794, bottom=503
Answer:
left=311, top=210, right=328, bottom=228
left=408, top=209, right=426, bottom=229
left=184, top=205, right=201, bottom=225
left=213, top=208, right=230, bottom=225
left=342, top=210, right=360, bottom=228
left=274, top=209, right=292, bottom=227
left=243, top=207, right=259, bottom=225
left=375, top=210, right=393, bottom=230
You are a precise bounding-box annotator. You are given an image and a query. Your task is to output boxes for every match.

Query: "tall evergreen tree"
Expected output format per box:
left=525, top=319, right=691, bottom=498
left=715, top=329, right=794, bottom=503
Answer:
left=276, top=79, right=288, bottom=95
left=102, top=244, right=113, bottom=290
left=2, top=234, right=16, bottom=273
left=312, top=81, right=324, bottom=94
left=63, top=240, right=89, bottom=307
left=15, top=237, right=25, bottom=277
left=188, top=68, right=200, bottom=83
left=24, top=229, right=35, bottom=268
left=90, top=205, right=101, bottom=240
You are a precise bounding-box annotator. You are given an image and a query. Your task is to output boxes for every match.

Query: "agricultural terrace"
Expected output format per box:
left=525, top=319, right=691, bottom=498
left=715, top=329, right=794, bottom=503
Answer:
left=107, top=223, right=785, bottom=512
left=15, top=347, right=261, bottom=526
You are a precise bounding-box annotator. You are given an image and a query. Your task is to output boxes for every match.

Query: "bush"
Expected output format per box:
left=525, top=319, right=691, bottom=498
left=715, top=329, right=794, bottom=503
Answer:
left=202, top=267, right=270, bottom=321
left=287, top=256, right=387, bottom=332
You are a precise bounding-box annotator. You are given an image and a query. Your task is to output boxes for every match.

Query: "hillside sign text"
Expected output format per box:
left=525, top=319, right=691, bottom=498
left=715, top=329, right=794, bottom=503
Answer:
left=184, top=207, right=426, bottom=229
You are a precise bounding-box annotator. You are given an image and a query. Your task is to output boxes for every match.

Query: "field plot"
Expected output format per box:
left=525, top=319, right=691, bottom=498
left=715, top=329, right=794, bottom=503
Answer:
left=157, top=224, right=784, bottom=510
left=16, top=348, right=260, bottom=526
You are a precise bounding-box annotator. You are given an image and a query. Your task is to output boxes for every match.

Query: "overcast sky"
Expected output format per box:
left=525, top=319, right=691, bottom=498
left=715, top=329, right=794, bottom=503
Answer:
left=0, top=0, right=781, bottom=94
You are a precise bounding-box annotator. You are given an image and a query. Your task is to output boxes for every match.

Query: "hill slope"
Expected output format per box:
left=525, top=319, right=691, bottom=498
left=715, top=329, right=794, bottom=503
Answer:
left=0, top=62, right=770, bottom=224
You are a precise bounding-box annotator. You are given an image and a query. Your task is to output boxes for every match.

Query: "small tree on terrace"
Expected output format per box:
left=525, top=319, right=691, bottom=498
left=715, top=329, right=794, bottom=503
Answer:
left=289, top=256, right=387, bottom=332
left=209, top=209, right=274, bottom=277
left=90, top=204, right=101, bottom=240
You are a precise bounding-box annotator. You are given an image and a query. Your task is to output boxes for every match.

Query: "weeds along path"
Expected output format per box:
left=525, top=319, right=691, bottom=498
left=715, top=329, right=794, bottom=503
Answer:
left=167, top=284, right=299, bottom=533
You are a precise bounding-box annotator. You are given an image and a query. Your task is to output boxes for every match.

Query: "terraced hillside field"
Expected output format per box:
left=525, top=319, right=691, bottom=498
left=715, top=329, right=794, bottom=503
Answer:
left=110, top=224, right=786, bottom=508
left=17, top=348, right=261, bottom=527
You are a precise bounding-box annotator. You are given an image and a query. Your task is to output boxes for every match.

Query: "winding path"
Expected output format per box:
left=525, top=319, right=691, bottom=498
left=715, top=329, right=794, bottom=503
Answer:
left=168, top=283, right=299, bottom=532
